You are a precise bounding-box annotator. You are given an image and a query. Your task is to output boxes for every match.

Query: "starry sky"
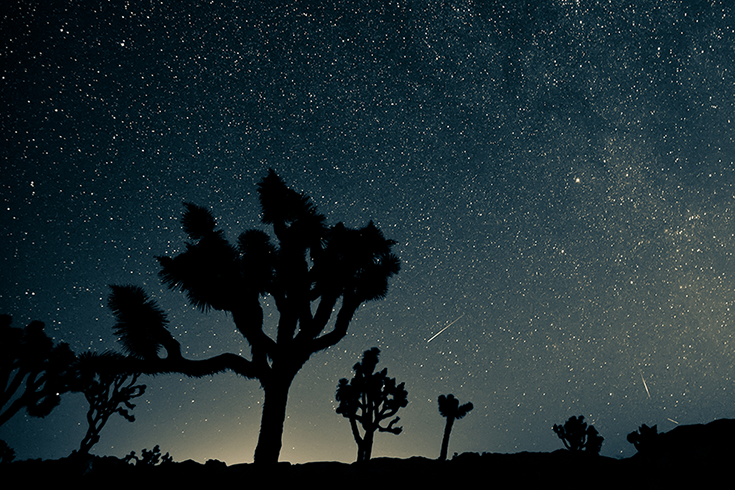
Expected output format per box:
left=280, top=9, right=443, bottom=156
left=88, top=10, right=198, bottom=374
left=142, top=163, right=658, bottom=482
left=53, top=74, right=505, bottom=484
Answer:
left=2, top=0, right=735, bottom=465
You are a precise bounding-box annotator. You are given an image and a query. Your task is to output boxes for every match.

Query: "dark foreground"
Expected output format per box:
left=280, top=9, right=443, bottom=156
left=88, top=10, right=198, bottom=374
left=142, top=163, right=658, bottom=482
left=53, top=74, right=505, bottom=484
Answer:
left=3, top=419, right=733, bottom=487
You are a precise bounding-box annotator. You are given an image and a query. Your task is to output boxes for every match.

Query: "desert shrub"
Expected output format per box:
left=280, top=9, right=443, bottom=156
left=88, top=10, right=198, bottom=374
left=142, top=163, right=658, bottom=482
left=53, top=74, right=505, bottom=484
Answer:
left=124, top=445, right=172, bottom=466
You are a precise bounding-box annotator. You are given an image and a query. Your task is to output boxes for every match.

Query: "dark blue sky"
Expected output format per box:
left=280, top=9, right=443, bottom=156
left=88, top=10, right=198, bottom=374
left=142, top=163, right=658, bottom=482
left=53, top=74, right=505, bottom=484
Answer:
left=2, top=0, right=735, bottom=464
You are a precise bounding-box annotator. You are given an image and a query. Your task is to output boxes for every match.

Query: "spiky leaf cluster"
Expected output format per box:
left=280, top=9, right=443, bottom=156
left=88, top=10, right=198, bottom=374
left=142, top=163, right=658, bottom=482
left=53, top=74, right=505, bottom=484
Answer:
left=438, top=394, right=474, bottom=420
left=316, top=222, right=400, bottom=302
left=108, top=286, right=173, bottom=360
left=158, top=203, right=246, bottom=312
left=258, top=169, right=326, bottom=243
left=181, top=202, right=217, bottom=240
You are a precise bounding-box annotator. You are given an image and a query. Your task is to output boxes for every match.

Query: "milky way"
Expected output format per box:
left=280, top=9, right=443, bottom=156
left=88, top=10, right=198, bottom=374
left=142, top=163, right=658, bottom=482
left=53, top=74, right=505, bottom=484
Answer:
left=2, top=1, right=735, bottom=464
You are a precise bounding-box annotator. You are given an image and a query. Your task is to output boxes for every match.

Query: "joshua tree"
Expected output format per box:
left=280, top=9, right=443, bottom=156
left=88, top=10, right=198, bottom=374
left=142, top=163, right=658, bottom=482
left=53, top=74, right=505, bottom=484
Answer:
left=437, top=394, right=473, bottom=461
left=71, top=351, right=146, bottom=455
left=553, top=415, right=604, bottom=455
left=335, top=347, right=408, bottom=462
left=108, top=170, right=400, bottom=464
left=0, top=314, right=75, bottom=427
left=627, top=423, right=659, bottom=453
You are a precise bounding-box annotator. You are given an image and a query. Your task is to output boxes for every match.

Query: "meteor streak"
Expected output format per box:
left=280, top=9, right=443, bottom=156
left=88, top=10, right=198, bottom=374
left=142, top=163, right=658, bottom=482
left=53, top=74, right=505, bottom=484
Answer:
left=641, top=373, right=651, bottom=398
left=427, top=314, right=465, bottom=343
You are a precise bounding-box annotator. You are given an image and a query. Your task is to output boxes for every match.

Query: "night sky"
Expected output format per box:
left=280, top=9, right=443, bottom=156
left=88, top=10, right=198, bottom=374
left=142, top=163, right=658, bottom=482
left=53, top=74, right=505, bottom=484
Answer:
left=2, top=0, right=735, bottom=465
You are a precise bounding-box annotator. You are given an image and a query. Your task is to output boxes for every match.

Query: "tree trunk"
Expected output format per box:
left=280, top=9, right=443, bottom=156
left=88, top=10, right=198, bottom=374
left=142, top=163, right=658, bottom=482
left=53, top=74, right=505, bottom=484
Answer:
left=357, top=441, right=366, bottom=462
left=439, top=417, right=455, bottom=461
left=253, top=376, right=293, bottom=465
left=358, top=428, right=374, bottom=462
left=79, top=431, right=99, bottom=455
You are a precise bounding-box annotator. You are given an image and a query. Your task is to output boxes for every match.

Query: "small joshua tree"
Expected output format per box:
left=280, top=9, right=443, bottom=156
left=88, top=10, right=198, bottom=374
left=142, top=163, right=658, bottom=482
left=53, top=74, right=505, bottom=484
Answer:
left=335, top=347, right=408, bottom=462
left=71, top=351, right=146, bottom=455
left=627, top=424, right=659, bottom=453
left=437, top=394, right=473, bottom=461
left=553, top=415, right=603, bottom=455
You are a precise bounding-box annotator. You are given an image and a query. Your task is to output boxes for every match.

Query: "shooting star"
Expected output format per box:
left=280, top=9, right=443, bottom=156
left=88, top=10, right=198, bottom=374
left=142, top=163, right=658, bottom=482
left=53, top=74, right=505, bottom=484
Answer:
left=667, top=418, right=679, bottom=425
left=427, top=314, right=465, bottom=343
left=641, top=373, right=651, bottom=399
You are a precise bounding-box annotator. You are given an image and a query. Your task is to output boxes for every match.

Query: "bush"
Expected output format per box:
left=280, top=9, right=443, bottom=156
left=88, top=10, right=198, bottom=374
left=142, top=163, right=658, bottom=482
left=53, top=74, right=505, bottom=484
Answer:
left=124, top=445, right=172, bottom=466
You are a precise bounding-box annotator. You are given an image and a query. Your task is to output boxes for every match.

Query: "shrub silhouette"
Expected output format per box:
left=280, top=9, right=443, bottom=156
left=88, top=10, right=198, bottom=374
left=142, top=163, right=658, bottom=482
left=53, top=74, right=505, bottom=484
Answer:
left=124, top=445, right=172, bottom=466
left=107, top=170, right=400, bottom=464
left=627, top=424, right=659, bottom=453
left=0, top=314, right=76, bottom=427
left=553, top=415, right=604, bottom=455
left=437, top=394, right=473, bottom=461
left=336, top=348, right=408, bottom=462
left=71, top=351, right=146, bottom=455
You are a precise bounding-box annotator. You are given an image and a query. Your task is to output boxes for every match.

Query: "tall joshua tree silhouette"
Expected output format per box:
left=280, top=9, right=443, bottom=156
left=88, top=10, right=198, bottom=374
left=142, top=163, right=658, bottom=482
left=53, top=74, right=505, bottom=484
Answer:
left=108, top=170, right=400, bottom=464
left=71, top=351, right=146, bottom=455
left=437, top=394, right=473, bottom=461
left=0, top=314, right=75, bottom=428
left=336, top=348, right=408, bottom=462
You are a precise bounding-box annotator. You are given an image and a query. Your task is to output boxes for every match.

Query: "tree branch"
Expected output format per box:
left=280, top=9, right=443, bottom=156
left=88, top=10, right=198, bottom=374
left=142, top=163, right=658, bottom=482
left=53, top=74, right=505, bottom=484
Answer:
left=295, top=293, right=339, bottom=343
left=125, top=352, right=261, bottom=380
left=307, top=295, right=360, bottom=354
left=231, top=303, right=276, bottom=372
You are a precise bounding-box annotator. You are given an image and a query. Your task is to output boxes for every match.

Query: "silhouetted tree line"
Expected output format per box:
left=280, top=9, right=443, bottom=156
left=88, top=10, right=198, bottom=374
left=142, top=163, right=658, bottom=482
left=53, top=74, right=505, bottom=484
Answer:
left=124, top=444, right=172, bottom=466
left=0, top=171, right=694, bottom=466
left=2, top=171, right=403, bottom=465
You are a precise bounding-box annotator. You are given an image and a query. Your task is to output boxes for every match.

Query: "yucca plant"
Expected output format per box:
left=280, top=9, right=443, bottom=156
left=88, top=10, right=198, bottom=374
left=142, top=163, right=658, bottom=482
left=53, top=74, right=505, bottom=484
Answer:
left=437, top=394, right=473, bottom=461
left=336, top=348, right=408, bottom=462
